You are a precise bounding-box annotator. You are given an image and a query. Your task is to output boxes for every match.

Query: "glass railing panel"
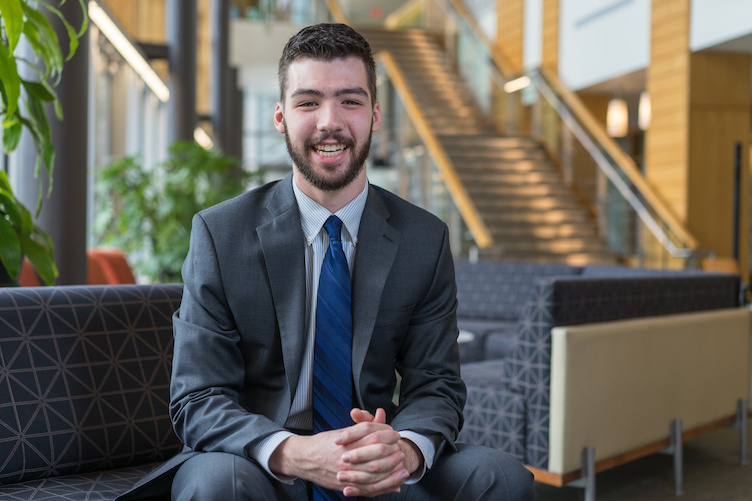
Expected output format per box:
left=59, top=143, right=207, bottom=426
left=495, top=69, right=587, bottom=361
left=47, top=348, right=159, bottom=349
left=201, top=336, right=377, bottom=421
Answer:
left=375, top=63, right=471, bottom=257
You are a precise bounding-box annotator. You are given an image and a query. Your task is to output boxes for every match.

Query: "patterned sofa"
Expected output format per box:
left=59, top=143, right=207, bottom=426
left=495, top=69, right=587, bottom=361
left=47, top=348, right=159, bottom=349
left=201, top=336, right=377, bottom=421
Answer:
left=0, top=284, right=184, bottom=500
left=454, top=260, right=749, bottom=495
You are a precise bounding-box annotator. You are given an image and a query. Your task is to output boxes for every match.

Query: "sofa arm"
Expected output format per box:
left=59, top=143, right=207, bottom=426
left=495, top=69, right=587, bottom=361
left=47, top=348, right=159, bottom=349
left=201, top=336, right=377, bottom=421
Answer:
left=548, top=308, right=750, bottom=475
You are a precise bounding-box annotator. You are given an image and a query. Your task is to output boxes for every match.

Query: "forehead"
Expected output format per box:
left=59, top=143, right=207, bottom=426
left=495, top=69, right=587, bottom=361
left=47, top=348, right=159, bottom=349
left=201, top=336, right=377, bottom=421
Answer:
left=283, top=56, right=370, bottom=98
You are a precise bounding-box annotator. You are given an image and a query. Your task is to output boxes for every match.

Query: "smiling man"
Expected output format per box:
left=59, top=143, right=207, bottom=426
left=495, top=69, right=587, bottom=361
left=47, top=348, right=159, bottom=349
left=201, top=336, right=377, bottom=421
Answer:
left=118, top=23, right=535, bottom=501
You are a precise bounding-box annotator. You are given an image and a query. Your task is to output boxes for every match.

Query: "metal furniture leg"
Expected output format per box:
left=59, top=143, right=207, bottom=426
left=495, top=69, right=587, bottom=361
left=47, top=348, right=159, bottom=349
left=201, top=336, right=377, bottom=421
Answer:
left=582, top=446, right=596, bottom=501
left=670, top=419, right=683, bottom=496
left=737, top=398, right=747, bottom=465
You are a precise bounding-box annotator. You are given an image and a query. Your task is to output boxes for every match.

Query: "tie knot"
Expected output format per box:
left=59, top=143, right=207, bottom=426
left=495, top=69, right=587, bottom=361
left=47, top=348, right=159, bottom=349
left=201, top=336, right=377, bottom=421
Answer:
left=324, top=216, right=343, bottom=243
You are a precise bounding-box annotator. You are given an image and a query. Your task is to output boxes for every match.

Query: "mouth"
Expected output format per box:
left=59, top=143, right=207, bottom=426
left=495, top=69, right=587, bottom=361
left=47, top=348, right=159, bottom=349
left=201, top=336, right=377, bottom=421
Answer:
left=313, top=143, right=348, bottom=157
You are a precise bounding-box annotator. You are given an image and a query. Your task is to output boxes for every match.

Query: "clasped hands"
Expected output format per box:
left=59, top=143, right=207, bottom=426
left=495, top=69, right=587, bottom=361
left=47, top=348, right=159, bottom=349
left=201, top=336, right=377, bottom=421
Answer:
left=270, top=408, right=422, bottom=497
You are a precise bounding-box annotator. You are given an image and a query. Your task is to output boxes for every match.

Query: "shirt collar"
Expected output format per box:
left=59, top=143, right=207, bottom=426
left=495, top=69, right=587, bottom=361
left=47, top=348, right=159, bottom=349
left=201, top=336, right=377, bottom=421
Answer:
left=292, top=176, right=369, bottom=246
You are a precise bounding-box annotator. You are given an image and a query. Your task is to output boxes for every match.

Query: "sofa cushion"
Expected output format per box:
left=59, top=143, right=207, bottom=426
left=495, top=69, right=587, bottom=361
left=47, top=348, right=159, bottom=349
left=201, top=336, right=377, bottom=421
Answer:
left=0, top=284, right=184, bottom=486
left=0, top=462, right=163, bottom=501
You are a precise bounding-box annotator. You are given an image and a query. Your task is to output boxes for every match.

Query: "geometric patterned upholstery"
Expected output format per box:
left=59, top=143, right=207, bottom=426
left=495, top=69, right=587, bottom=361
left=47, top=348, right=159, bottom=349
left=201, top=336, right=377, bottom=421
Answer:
left=0, top=462, right=163, bottom=500
left=454, top=260, right=581, bottom=321
left=0, top=284, right=183, bottom=498
left=460, top=268, right=741, bottom=469
left=458, top=360, right=526, bottom=462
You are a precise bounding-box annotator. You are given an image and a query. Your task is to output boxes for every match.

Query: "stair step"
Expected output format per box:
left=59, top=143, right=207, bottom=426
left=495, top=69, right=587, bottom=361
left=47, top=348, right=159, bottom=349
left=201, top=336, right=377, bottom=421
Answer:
left=490, top=224, right=600, bottom=239
left=473, top=198, right=585, bottom=211
left=478, top=248, right=619, bottom=266
left=481, top=210, right=594, bottom=224
left=465, top=184, right=576, bottom=198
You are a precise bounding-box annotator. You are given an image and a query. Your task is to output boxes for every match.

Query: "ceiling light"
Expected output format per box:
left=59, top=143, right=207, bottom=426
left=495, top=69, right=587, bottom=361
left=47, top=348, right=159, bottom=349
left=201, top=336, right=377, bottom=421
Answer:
left=88, top=1, right=170, bottom=102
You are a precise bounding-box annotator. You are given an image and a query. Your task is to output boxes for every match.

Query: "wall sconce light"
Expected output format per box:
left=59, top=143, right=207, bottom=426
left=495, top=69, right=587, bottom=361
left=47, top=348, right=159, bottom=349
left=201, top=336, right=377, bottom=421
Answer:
left=606, top=98, right=628, bottom=137
left=504, top=76, right=531, bottom=93
left=194, top=126, right=215, bottom=150
left=638, top=91, right=651, bottom=130
left=88, top=1, right=170, bottom=102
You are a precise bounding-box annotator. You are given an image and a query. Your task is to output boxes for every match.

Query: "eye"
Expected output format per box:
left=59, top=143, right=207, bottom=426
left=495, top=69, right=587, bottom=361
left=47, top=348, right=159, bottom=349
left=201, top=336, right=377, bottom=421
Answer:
left=343, top=99, right=362, bottom=106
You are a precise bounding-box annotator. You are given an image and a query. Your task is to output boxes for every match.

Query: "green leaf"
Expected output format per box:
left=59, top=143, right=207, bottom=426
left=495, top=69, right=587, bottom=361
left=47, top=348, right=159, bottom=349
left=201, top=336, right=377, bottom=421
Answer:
left=0, top=0, right=25, bottom=52
left=0, top=214, right=22, bottom=279
left=22, top=79, right=55, bottom=102
left=22, top=4, right=63, bottom=81
left=0, top=43, right=21, bottom=117
left=2, top=118, right=22, bottom=152
left=0, top=171, right=10, bottom=192
left=35, top=0, right=87, bottom=61
left=19, top=229, right=57, bottom=285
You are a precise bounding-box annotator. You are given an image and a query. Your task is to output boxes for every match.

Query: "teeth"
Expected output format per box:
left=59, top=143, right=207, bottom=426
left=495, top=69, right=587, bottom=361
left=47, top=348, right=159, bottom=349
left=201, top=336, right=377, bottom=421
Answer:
left=314, top=144, right=346, bottom=157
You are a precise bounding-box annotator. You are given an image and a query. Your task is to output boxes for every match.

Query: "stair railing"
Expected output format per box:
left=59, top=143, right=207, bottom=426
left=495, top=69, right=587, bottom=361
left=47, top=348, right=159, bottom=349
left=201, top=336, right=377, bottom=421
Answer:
left=355, top=0, right=711, bottom=268
left=434, top=0, right=711, bottom=267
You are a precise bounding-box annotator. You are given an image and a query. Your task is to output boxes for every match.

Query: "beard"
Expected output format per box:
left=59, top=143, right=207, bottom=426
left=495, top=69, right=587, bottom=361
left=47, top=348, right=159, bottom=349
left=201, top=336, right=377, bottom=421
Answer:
left=284, top=119, right=372, bottom=192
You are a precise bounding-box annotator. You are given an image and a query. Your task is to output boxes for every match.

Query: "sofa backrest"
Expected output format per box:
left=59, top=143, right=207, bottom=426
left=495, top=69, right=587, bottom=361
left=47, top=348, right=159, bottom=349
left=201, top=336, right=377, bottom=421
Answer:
left=454, top=260, right=582, bottom=321
left=0, top=284, right=184, bottom=485
left=501, top=272, right=741, bottom=468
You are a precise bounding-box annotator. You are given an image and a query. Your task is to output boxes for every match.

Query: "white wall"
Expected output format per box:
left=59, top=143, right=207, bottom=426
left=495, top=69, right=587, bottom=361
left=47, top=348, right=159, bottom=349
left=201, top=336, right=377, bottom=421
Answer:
left=690, top=0, right=752, bottom=52
left=230, top=20, right=303, bottom=93
left=523, top=0, right=543, bottom=70
left=559, top=0, right=651, bottom=91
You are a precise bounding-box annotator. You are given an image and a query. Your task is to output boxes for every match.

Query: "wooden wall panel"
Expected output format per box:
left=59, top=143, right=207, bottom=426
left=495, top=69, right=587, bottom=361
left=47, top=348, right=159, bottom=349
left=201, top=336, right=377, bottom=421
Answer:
left=687, top=52, right=751, bottom=263
left=541, top=0, right=558, bottom=73
left=496, top=0, right=524, bottom=74
left=645, top=0, right=690, bottom=222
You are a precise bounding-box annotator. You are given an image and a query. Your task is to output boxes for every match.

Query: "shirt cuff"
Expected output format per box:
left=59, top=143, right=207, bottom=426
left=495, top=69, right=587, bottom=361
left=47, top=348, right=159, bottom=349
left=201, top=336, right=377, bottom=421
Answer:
left=247, top=431, right=296, bottom=484
left=398, top=431, right=436, bottom=484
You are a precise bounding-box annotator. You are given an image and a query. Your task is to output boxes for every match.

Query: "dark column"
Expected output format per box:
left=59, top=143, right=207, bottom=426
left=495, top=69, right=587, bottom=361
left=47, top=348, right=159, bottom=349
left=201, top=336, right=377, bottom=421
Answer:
left=211, top=0, right=243, bottom=160
left=167, top=0, right=197, bottom=144
left=15, top=1, right=89, bottom=284
left=227, top=67, right=244, bottom=161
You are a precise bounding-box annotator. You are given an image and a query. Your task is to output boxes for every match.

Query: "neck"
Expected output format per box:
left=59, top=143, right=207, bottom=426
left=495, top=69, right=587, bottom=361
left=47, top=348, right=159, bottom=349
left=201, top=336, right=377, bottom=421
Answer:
left=292, top=170, right=367, bottom=213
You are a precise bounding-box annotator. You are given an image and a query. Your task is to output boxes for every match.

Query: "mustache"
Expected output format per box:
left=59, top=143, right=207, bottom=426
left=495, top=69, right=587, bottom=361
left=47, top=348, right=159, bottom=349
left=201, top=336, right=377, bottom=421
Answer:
left=304, top=133, right=355, bottom=149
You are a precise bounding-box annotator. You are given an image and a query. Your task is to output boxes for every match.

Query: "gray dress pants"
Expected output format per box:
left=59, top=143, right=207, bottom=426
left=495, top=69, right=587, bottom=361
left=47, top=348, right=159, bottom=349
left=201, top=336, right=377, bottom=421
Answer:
left=171, top=443, right=537, bottom=500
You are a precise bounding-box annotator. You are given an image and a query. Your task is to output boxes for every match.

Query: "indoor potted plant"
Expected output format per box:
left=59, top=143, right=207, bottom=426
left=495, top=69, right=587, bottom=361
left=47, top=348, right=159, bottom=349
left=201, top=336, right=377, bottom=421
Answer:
left=0, top=0, right=87, bottom=285
left=94, top=140, right=263, bottom=283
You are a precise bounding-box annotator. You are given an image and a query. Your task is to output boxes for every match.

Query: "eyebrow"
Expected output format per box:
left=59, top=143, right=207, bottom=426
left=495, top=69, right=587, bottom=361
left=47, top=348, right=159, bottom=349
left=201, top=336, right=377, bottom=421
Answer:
left=290, top=87, right=369, bottom=99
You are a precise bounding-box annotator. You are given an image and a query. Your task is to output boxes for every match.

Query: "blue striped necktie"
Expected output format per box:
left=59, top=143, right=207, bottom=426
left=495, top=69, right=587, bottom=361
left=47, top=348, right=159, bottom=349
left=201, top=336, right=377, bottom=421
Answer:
left=313, top=216, right=352, bottom=501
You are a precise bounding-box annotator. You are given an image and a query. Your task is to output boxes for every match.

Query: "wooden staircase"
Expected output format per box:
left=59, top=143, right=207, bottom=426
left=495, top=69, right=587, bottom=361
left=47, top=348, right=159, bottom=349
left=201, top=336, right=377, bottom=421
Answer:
left=361, top=28, right=618, bottom=265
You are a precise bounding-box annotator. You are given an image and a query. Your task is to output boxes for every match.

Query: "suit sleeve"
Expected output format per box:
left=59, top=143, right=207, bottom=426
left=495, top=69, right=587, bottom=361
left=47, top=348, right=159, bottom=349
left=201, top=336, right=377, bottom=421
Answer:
left=169, top=213, right=285, bottom=457
left=390, top=224, right=465, bottom=458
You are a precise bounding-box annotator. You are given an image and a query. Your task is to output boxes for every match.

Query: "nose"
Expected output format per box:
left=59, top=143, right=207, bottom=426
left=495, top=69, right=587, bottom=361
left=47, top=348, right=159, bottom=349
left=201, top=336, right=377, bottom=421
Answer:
left=316, top=102, right=343, bottom=133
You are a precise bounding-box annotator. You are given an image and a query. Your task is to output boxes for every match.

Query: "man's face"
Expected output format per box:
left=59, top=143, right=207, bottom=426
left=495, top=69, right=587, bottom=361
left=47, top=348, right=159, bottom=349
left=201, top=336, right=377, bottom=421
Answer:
left=274, top=56, right=381, bottom=192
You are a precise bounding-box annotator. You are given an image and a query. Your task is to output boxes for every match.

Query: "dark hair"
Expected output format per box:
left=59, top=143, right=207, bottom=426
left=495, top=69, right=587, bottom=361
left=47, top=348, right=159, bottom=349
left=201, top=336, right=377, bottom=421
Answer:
left=278, top=23, right=377, bottom=105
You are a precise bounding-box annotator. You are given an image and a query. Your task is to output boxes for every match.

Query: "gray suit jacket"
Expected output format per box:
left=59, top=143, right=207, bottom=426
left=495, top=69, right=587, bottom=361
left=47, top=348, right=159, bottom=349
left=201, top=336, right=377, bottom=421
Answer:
left=119, top=175, right=465, bottom=499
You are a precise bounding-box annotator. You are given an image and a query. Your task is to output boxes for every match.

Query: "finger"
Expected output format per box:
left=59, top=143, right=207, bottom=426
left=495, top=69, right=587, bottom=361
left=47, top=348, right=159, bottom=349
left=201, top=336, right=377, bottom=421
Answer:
left=337, top=421, right=395, bottom=446
left=373, top=408, right=386, bottom=424
left=339, top=448, right=405, bottom=479
left=341, top=468, right=410, bottom=498
left=350, top=408, right=375, bottom=424
left=342, top=432, right=402, bottom=465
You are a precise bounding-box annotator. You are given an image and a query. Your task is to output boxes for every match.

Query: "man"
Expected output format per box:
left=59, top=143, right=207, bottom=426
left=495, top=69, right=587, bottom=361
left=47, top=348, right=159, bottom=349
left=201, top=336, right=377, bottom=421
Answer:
left=121, top=23, right=535, bottom=500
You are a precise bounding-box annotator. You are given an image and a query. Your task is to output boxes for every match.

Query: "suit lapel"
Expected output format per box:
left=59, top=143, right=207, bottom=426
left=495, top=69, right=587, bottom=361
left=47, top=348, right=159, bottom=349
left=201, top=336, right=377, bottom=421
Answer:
left=257, top=176, right=307, bottom=399
left=351, top=186, right=400, bottom=400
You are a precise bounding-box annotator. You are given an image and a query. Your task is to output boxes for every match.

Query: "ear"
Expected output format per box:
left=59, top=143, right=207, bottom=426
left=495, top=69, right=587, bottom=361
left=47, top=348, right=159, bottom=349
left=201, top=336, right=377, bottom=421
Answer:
left=371, top=102, right=381, bottom=133
left=274, top=102, right=285, bottom=133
